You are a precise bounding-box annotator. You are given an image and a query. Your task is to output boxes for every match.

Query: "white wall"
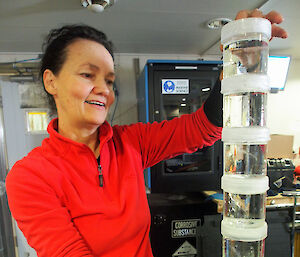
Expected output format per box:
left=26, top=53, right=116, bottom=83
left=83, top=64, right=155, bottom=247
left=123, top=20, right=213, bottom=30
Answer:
left=267, top=58, right=300, bottom=152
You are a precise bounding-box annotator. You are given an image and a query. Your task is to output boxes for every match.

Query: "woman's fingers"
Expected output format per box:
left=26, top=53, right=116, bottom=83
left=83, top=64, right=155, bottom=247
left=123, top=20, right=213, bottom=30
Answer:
left=236, top=9, right=283, bottom=24
left=264, top=10, right=284, bottom=24
left=235, top=10, right=251, bottom=20
left=234, top=9, right=288, bottom=39
left=271, top=24, right=288, bottom=39
left=249, top=9, right=264, bottom=18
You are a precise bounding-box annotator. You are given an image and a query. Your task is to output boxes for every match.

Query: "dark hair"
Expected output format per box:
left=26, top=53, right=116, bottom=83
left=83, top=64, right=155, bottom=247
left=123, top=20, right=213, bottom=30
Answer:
left=39, top=24, right=114, bottom=113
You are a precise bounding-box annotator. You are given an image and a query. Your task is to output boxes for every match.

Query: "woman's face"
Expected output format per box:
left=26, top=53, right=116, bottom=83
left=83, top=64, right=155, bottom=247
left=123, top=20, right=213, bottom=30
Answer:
left=44, top=39, right=115, bottom=130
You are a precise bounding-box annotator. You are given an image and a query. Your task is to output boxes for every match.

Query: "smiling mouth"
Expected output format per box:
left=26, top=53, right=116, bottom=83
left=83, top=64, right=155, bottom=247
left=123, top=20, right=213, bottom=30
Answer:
left=84, top=100, right=105, bottom=107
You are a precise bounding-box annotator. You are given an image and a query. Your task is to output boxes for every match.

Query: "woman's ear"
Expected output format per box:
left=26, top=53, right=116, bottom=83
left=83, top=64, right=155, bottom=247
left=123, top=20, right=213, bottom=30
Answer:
left=43, top=69, right=57, bottom=95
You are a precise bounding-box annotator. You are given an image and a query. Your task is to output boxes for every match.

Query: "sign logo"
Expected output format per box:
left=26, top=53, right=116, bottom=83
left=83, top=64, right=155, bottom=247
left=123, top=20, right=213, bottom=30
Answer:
left=162, top=79, right=189, bottom=94
left=163, top=80, right=175, bottom=93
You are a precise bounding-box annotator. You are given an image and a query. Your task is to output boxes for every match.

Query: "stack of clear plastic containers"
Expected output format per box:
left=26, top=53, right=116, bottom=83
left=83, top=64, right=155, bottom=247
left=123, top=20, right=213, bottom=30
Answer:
left=221, top=18, right=272, bottom=257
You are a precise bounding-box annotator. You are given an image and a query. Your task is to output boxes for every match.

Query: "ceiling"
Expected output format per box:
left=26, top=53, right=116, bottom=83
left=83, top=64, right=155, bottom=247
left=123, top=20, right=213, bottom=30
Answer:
left=0, top=0, right=299, bottom=58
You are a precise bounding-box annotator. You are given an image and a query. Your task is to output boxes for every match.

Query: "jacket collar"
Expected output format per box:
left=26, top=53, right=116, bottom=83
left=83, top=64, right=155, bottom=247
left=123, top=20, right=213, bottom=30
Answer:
left=44, top=118, right=113, bottom=156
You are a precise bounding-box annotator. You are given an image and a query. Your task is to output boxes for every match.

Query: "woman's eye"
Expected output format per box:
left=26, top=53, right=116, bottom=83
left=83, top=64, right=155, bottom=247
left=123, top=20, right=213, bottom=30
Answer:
left=106, top=80, right=114, bottom=86
left=80, top=73, right=93, bottom=78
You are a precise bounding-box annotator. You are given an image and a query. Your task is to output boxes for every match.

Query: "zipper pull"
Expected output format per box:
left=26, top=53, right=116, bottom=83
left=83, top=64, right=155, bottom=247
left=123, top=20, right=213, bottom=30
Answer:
left=98, top=164, right=103, bottom=187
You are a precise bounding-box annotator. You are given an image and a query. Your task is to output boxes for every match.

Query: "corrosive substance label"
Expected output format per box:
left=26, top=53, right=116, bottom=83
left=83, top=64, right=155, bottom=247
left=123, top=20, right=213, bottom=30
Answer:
left=171, top=219, right=200, bottom=238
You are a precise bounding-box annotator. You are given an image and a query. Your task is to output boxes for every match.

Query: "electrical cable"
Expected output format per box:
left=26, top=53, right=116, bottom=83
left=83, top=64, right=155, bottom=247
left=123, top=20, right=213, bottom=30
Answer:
left=110, top=83, right=119, bottom=125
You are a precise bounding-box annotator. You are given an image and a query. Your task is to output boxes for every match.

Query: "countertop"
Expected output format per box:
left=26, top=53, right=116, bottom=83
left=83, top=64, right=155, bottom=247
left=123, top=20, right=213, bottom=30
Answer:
left=204, top=190, right=300, bottom=213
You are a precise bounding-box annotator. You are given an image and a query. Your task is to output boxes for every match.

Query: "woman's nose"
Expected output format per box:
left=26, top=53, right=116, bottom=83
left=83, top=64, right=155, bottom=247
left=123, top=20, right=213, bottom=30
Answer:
left=93, top=79, right=110, bottom=96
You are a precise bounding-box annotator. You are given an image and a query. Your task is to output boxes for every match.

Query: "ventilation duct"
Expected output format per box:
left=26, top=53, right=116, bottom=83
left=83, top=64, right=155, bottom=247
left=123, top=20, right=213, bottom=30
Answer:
left=0, top=61, right=40, bottom=83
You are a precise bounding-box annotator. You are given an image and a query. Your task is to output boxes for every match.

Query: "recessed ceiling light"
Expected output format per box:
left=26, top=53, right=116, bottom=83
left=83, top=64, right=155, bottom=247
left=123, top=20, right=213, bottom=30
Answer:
left=81, top=0, right=117, bottom=12
left=206, top=18, right=232, bottom=29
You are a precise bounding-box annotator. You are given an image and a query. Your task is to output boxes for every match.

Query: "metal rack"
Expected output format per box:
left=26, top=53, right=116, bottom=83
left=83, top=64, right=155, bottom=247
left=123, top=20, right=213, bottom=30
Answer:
left=282, top=191, right=300, bottom=257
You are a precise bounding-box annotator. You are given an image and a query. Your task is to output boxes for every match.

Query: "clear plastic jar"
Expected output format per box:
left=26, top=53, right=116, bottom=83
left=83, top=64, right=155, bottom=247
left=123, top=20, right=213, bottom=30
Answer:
left=223, top=92, right=267, bottom=128
left=221, top=74, right=269, bottom=128
left=222, top=127, right=270, bottom=176
left=224, top=143, right=267, bottom=175
left=223, top=238, right=265, bottom=257
left=223, top=193, right=266, bottom=222
left=223, top=36, right=269, bottom=78
left=221, top=18, right=271, bottom=79
left=221, top=218, right=267, bottom=257
left=221, top=175, right=268, bottom=224
left=221, top=18, right=271, bottom=257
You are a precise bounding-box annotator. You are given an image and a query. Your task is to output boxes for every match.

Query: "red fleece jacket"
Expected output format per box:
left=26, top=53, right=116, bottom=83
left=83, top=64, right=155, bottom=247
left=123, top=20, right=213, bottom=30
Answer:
left=5, top=106, right=222, bottom=257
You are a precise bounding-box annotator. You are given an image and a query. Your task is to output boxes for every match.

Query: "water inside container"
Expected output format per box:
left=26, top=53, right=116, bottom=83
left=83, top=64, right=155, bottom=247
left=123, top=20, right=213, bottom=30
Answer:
left=223, top=93, right=267, bottom=128
left=224, top=144, right=267, bottom=175
left=223, top=39, right=269, bottom=78
left=223, top=193, right=266, bottom=221
left=223, top=238, right=265, bottom=257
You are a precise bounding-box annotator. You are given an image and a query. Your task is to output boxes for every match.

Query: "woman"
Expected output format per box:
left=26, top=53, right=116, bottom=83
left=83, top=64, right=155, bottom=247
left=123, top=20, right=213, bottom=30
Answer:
left=5, top=9, right=287, bottom=257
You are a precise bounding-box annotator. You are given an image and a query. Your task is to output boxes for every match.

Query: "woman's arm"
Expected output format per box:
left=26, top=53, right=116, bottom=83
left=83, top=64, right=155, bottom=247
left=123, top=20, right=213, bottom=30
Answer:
left=5, top=163, right=95, bottom=257
left=203, top=77, right=222, bottom=127
left=120, top=102, right=222, bottom=170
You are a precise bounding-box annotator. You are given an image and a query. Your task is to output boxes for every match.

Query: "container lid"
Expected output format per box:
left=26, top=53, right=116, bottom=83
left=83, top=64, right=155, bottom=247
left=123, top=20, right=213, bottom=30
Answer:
left=221, top=174, right=269, bottom=194
left=221, top=74, right=270, bottom=94
left=221, top=17, right=271, bottom=44
left=222, top=127, right=270, bottom=144
left=221, top=219, right=268, bottom=241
